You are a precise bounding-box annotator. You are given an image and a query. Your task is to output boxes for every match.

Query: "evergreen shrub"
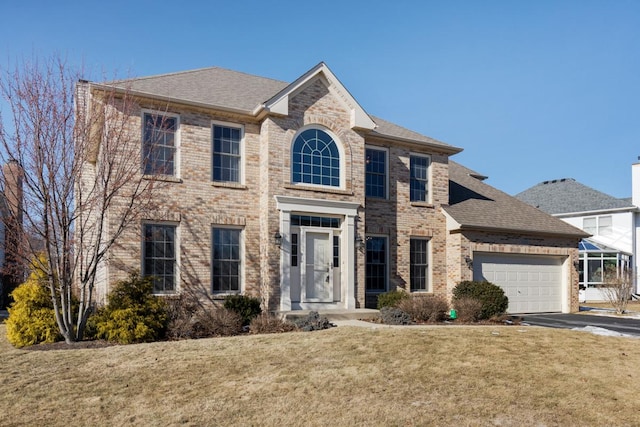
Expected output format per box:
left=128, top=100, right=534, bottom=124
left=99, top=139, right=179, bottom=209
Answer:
left=452, top=281, right=508, bottom=320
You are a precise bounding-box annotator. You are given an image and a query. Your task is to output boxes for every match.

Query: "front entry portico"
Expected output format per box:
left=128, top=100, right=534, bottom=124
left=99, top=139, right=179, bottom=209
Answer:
left=275, top=196, right=360, bottom=311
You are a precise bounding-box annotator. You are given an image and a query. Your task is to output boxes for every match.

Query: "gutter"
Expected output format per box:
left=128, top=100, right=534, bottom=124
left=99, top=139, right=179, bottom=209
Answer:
left=88, top=82, right=256, bottom=118
left=552, top=206, right=640, bottom=218
left=366, top=133, right=463, bottom=155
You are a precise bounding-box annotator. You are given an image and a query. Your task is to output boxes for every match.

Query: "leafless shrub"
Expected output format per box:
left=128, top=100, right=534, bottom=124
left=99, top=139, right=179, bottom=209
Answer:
left=453, top=297, right=483, bottom=322
left=397, top=294, right=449, bottom=323
left=599, top=267, right=634, bottom=315
left=165, top=295, right=243, bottom=338
left=165, top=293, right=203, bottom=340
left=249, top=314, right=297, bottom=334
left=196, top=308, right=243, bottom=337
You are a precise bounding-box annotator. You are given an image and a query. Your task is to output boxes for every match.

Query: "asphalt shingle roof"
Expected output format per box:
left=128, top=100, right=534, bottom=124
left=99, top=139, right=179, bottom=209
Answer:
left=109, top=67, right=289, bottom=113
left=444, top=162, right=587, bottom=237
left=515, top=179, right=635, bottom=214
left=102, top=65, right=459, bottom=151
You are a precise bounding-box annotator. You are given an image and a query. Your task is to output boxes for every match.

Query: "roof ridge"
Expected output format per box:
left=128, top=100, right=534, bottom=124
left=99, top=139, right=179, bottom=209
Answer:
left=107, top=66, right=288, bottom=86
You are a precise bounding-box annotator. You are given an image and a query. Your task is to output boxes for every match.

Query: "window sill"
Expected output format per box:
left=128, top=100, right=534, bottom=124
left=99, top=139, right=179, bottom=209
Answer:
left=143, top=175, right=183, bottom=183
left=153, top=291, right=179, bottom=296
left=211, top=181, right=248, bottom=190
left=284, top=183, right=353, bottom=196
left=211, top=292, right=241, bottom=299
left=410, top=201, right=435, bottom=208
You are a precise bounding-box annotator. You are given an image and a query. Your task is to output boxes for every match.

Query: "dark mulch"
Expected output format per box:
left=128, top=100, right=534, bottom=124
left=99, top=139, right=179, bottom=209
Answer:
left=23, top=340, right=117, bottom=351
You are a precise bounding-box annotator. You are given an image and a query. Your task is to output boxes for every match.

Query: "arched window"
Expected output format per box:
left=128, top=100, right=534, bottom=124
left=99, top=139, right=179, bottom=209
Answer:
left=291, top=128, right=340, bottom=187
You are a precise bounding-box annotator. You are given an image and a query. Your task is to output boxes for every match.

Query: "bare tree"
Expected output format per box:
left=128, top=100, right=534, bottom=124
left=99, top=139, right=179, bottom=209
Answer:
left=599, top=266, right=634, bottom=315
left=0, top=55, right=163, bottom=342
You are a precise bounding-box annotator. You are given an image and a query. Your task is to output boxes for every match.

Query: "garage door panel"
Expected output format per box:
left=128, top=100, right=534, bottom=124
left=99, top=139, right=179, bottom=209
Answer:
left=473, top=253, right=564, bottom=313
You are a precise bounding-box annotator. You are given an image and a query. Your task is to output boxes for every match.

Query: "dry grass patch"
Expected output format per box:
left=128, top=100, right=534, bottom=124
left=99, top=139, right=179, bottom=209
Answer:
left=582, top=300, right=640, bottom=313
left=1, top=323, right=640, bottom=426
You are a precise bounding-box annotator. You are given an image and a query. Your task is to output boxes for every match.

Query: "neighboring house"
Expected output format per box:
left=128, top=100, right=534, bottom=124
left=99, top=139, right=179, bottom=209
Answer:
left=78, top=62, right=585, bottom=314
left=516, top=163, right=640, bottom=301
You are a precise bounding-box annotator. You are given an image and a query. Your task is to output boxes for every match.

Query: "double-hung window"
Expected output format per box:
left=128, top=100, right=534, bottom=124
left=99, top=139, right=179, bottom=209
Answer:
left=143, top=113, right=178, bottom=176
left=410, top=155, right=430, bottom=202
left=143, top=224, right=177, bottom=293
left=212, top=228, right=242, bottom=293
left=366, top=147, right=387, bottom=198
left=212, top=123, right=242, bottom=183
left=583, top=215, right=612, bottom=236
left=410, top=238, right=429, bottom=292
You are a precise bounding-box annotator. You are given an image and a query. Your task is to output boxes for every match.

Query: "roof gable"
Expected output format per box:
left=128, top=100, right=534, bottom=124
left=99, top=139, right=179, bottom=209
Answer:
left=515, top=179, right=635, bottom=215
left=263, top=62, right=376, bottom=130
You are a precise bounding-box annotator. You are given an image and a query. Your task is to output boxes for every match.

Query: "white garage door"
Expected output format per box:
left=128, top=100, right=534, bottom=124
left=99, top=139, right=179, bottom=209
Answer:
left=473, top=253, right=564, bottom=313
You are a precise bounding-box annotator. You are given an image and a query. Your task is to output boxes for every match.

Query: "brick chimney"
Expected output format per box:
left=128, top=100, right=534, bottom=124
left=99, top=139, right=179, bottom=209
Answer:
left=1, top=160, right=24, bottom=308
left=3, top=160, right=23, bottom=225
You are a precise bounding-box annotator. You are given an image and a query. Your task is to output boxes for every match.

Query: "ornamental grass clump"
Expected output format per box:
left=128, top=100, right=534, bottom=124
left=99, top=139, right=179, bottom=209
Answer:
left=397, top=295, right=449, bottom=323
left=249, top=313, right=297, bottom=334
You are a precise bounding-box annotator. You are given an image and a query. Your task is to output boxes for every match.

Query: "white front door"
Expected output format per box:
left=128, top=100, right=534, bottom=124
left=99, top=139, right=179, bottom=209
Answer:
left=302, top=231, right=333, bottom=302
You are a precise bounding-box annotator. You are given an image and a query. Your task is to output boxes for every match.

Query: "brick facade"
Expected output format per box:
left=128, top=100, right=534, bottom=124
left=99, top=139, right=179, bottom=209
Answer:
left=82, top=64, right=582, bottom=313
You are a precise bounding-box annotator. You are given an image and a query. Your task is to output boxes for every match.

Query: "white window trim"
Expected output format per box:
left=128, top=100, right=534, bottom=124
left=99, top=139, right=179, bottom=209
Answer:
left=211, top=120, right=245, bottom=185
left=141, top=221, right=180, bottom=295
left=365, top=234, right=389, bottom=294
left=365, top=145, right=389, bottom=200
left=409, top=237, right=431, bottom=293
left=409, top=152, right=432, bottom=203
left=141, top=109, right=180, bottom=178
left=211, top=225, right=245, bottom=295
left=290, top=124, right=346, bottom=190
left=583, top=215, right=613, bottom=236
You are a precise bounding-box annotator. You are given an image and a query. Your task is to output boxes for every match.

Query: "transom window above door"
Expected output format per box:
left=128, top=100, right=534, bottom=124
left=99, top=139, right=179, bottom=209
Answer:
left=292, top=128, right=341, bottom=187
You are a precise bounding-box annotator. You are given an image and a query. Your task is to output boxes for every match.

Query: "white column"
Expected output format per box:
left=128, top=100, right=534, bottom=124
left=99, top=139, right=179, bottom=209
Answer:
left=344, top=214, right=357, bottom=309
left=279, top=211, right=292, bottom=311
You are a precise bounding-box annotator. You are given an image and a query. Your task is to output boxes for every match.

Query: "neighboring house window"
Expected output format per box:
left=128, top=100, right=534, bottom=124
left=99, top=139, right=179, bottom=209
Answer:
left=212, top=228, right=242, bottom=293
left=598, top=215, right=612, bottom=236
left=410, top=155, right=430, bottom=202
left=143, top=113, right=177, bottom=176
left=583, top=216, right=612, bottom=236
left=366, top=236, right=387, bottom=292
left=583, top=217, right=596, bottom=234
left=212, top=123, right=242, bottom=183
left=366, top=147, right=387, bottom=198
left=410, top=238, right=429, bottom=292
left=292, top=128, right=340, bottom=187
left=143, top=224, right=176, bottom=293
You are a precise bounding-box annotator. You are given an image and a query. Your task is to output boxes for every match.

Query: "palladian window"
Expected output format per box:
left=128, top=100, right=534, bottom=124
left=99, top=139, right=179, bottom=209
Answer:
left=292, top=128, right=340, bottom=187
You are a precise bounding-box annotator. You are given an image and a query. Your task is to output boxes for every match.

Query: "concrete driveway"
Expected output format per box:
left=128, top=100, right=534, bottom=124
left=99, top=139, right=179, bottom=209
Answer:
left=521, top=312, right=640, bottom=337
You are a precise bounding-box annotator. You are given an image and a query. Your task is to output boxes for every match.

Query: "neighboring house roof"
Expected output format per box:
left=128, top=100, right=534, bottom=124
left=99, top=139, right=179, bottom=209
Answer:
left=444, top=162, right=588, bottom=237
left=97, top=64, right=461, bottom=153
left=515, top=178, right=635, bottom=215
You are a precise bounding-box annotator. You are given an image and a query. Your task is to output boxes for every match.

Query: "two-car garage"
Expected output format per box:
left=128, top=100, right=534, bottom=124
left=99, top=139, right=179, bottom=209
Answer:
left=472, top=253, right=567, bottom=314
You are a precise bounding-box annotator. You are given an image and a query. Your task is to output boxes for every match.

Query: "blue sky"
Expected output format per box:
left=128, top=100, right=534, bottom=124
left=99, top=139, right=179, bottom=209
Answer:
left=2, top=0, right=639, bottom=198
